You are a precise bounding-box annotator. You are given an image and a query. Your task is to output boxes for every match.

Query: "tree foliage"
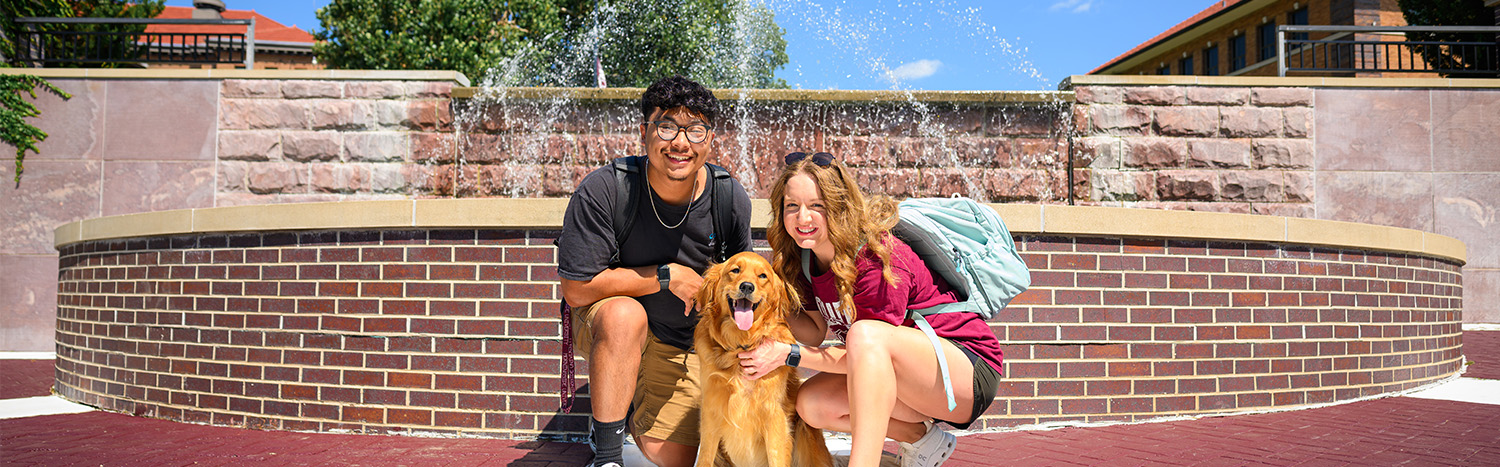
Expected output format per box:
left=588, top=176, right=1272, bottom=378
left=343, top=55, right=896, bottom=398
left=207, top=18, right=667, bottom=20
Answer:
left=1398, top=0, right=1498, bottom=77
left=313, top=0, right=788, bottom=88
left=1, top=0, right=166, bottom=68
left=313, top=0, right=564, bottom=82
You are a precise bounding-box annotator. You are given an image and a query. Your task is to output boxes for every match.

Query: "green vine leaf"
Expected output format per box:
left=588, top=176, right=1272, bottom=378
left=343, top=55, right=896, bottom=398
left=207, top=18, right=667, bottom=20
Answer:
left=1, top=74, right=72, bottom=185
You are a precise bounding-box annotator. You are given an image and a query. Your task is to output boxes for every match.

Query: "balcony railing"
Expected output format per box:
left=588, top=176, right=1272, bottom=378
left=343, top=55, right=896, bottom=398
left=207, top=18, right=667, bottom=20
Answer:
left=1278, top=25, right=1499, bottom=77
left=12, top=17, right=256, bottom=69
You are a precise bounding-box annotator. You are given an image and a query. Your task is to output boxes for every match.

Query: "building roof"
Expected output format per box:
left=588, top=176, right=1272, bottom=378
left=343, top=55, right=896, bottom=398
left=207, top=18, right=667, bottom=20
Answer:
left=148, top=6, right=315, bottom=46
left=1091, top=0, right=1254, bottom=74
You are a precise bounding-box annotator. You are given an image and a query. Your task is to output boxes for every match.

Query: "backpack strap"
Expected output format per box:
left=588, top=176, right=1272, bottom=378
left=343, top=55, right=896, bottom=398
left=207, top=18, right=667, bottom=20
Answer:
left=613, top=157, right=736, bottom=264
left=801, top=248, right=814, bottom=282
left=609, top=156, right=645, bottom=266
left=909, top=311, right=957, bottom=412
left=706, top=162, right=734, bottom=263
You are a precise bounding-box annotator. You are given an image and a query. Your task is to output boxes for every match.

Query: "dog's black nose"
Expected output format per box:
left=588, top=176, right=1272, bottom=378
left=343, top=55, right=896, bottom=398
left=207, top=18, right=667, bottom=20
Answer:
left=739, top=281, right=755, bottom=295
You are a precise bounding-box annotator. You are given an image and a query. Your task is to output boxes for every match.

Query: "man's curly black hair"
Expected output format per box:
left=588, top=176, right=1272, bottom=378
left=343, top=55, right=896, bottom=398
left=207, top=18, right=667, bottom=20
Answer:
left=640, top=76, right=719, bottom=126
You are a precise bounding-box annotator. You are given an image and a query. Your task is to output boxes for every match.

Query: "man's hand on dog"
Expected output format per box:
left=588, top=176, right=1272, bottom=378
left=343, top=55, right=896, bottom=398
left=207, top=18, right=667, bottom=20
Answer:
left=665, top=263, right=703, bottom=316
left=738, top=339, right=791, bottom=380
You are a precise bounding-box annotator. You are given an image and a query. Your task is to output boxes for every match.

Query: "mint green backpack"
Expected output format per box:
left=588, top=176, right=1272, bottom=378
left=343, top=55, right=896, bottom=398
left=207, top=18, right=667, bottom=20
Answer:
left=895, top=197, right=1030, bottom=410
left=894, top=197, right=1030, bottom=320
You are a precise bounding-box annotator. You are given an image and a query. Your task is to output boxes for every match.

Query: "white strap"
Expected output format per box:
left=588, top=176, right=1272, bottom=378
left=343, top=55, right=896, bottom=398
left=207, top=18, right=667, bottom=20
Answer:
left=912, top=312, right=957, bottom=412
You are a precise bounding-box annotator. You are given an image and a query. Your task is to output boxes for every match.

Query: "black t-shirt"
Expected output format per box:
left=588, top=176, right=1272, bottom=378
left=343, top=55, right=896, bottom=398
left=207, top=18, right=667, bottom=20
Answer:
left=557, top=161, right=753, bottom=350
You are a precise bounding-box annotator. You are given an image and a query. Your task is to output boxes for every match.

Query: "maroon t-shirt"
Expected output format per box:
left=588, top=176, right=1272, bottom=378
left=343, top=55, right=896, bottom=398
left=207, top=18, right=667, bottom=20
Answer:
left=801, top=236, right=1004, bottom=375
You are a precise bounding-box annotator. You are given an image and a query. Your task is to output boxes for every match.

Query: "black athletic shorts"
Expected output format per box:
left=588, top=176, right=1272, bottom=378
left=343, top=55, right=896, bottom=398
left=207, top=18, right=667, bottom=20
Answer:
left=941, top=342, right=1001, bottom=430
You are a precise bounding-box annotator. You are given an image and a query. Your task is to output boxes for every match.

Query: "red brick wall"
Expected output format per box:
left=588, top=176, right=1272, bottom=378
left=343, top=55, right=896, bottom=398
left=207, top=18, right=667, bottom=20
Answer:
left=53, top=228, right=1463, bottom=438
left=987, top=235, right=1463, bottom=429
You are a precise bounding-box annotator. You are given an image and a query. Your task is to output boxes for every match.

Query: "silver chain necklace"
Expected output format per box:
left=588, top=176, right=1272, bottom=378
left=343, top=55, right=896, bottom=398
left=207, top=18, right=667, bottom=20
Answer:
left=646, top=164, right=696, bottom=230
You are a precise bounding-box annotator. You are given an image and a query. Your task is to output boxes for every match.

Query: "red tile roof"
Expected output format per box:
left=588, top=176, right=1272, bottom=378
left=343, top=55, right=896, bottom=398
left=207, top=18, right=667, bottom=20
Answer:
left=148, top=6, right=315, bottom=45
left=1090, top=0, right=1251, bottom=74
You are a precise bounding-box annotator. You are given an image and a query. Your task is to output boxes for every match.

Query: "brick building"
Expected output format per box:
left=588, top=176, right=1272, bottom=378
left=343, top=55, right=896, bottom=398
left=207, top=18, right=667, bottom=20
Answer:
left=1090, top=0, right=1489, bottom=78
left=147, top=1, right=320, bottom=70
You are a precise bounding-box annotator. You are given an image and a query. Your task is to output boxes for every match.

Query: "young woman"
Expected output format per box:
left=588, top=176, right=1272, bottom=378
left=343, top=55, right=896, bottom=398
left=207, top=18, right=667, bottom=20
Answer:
left=737, top=152, right=1004, bottom=467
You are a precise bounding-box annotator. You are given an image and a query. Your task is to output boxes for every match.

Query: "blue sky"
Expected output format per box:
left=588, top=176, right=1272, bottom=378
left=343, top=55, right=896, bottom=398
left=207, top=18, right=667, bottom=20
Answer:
left=177, top=0, right=1213, bottom=91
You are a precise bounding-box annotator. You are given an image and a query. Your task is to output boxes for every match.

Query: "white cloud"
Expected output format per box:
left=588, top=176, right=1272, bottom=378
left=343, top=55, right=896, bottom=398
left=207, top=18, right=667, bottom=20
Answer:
left=1049, top=0, right=1094, bottom=13
left=887, top=59, right=942, bottom=81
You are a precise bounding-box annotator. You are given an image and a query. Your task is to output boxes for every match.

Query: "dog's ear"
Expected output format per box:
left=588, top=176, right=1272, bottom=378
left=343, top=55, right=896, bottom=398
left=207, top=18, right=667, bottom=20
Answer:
left=696, top=261, right=725, bottom=310
left=760, top=259, right=799, bottom=320
left=779, top=272, right=801, bottom=319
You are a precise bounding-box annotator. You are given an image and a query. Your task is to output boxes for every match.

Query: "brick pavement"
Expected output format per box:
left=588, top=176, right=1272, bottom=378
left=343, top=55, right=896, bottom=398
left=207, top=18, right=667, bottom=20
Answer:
left=2, top=410, right=589, bottom=466
left=3, top=331, right=1497, bottom=466
left=951, top=396, right=1500, bottom=466
left=0, top=359, right=55, bottom=399
left=1463, top=330, right=1500, bottom=380
left=4, top=395, right=1497, bottom=466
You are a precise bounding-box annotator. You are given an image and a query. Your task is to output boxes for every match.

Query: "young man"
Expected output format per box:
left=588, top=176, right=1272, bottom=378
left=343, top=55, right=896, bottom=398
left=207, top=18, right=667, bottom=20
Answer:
left=556, top=76, right=753, bottom=467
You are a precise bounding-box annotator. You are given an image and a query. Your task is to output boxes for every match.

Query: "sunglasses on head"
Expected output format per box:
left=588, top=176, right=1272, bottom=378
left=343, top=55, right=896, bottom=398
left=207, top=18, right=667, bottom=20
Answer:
left=784, top=152, right=834, bottom=166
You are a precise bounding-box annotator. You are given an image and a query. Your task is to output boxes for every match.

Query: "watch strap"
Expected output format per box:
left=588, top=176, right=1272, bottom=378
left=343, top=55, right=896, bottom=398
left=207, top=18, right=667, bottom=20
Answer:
left=657, top=264, right=671, bottom=292
left=785, top=343, right=801, bottom=368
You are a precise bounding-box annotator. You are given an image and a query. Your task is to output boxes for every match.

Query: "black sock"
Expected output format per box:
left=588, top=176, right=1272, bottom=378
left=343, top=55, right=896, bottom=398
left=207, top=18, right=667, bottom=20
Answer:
left=589, top=417, right=627, bottom=463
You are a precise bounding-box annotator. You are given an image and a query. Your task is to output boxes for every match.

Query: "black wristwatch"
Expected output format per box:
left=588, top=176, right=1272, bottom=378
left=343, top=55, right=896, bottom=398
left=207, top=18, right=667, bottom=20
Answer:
left=657, top=264, right=671, bottom=292
left=785, top=343, right=801, bottom=368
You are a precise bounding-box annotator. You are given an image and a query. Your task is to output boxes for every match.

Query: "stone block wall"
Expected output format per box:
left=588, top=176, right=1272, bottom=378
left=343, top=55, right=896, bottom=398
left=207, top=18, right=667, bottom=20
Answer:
left=1072, top=85, right=1315, bottom=218
left=443, top=97, right=1076, bottom=202
left=215, top=79, right=458, bottom=205
left=4, top=77, right=220, bottom=351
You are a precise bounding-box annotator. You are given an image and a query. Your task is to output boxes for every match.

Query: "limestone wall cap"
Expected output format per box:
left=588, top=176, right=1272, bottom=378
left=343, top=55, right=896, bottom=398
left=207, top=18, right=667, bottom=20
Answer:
left=54, top=199, right=1466, bottom=264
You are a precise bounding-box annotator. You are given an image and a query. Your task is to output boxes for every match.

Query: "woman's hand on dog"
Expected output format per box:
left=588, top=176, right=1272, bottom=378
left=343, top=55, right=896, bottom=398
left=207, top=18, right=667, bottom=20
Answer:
left=738, top=339, right=792, bottom=380
left=665, top=263, right=703, bottom=316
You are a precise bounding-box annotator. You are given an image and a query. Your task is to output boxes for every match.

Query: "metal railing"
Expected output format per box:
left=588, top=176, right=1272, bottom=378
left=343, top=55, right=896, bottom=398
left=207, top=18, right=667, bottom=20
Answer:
left=1278, top=25, right=1499, bottom=77
left=12, top=17, right=256, bottom=69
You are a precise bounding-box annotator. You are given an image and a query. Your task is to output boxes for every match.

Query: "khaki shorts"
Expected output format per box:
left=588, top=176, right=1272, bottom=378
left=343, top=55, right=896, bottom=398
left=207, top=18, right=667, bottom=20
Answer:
left=573, top=296, right=701, bottom=446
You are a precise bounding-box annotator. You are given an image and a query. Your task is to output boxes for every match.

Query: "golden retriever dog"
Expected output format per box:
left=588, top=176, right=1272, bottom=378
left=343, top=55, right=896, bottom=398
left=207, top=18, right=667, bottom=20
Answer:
left=695, top=251, right=833, bottom=467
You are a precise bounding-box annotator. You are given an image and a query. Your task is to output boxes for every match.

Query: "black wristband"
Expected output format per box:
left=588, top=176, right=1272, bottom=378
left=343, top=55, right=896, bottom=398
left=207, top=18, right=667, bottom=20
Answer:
left=784, top=343, right=801, bottom=368
left=657, top=264, right=671, bottom=292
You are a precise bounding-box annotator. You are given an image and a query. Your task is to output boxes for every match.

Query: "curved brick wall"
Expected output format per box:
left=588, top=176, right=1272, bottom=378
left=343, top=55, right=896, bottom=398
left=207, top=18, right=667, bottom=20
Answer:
left=52, top=201, right=1465, bottom=438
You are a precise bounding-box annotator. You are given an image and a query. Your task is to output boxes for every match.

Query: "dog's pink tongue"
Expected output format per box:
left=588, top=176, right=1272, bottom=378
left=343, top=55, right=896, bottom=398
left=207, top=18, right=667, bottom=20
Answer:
left=732, top=310, right=753, bottom=331
left=732, top=300, right=754, bottom=331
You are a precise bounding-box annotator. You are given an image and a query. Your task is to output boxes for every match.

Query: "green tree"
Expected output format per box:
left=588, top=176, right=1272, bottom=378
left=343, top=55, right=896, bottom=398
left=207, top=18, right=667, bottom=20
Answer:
left=313, top=0, right=566, bottom=84
left=314, top=0, right=788, bottom=88
left=1398, top=0, right=1498, bottom=77
left=1, top=0, right=165, bottom=68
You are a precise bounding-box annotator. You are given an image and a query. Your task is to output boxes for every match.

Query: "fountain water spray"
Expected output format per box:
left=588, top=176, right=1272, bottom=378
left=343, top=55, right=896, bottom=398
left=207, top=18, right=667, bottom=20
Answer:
left=449, top=0, right=1074, bottom=203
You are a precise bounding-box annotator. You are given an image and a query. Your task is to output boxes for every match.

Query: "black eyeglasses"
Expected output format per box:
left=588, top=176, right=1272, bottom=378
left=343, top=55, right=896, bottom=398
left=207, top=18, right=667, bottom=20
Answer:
left=784, top=152, right=834, bottom=166
left=651, top=120, right=712, bottom=144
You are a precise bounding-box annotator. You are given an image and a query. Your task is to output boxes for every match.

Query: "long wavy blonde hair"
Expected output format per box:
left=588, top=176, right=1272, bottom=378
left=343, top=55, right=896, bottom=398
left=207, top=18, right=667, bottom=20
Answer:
left=767, top=156, right=899, bottom=322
